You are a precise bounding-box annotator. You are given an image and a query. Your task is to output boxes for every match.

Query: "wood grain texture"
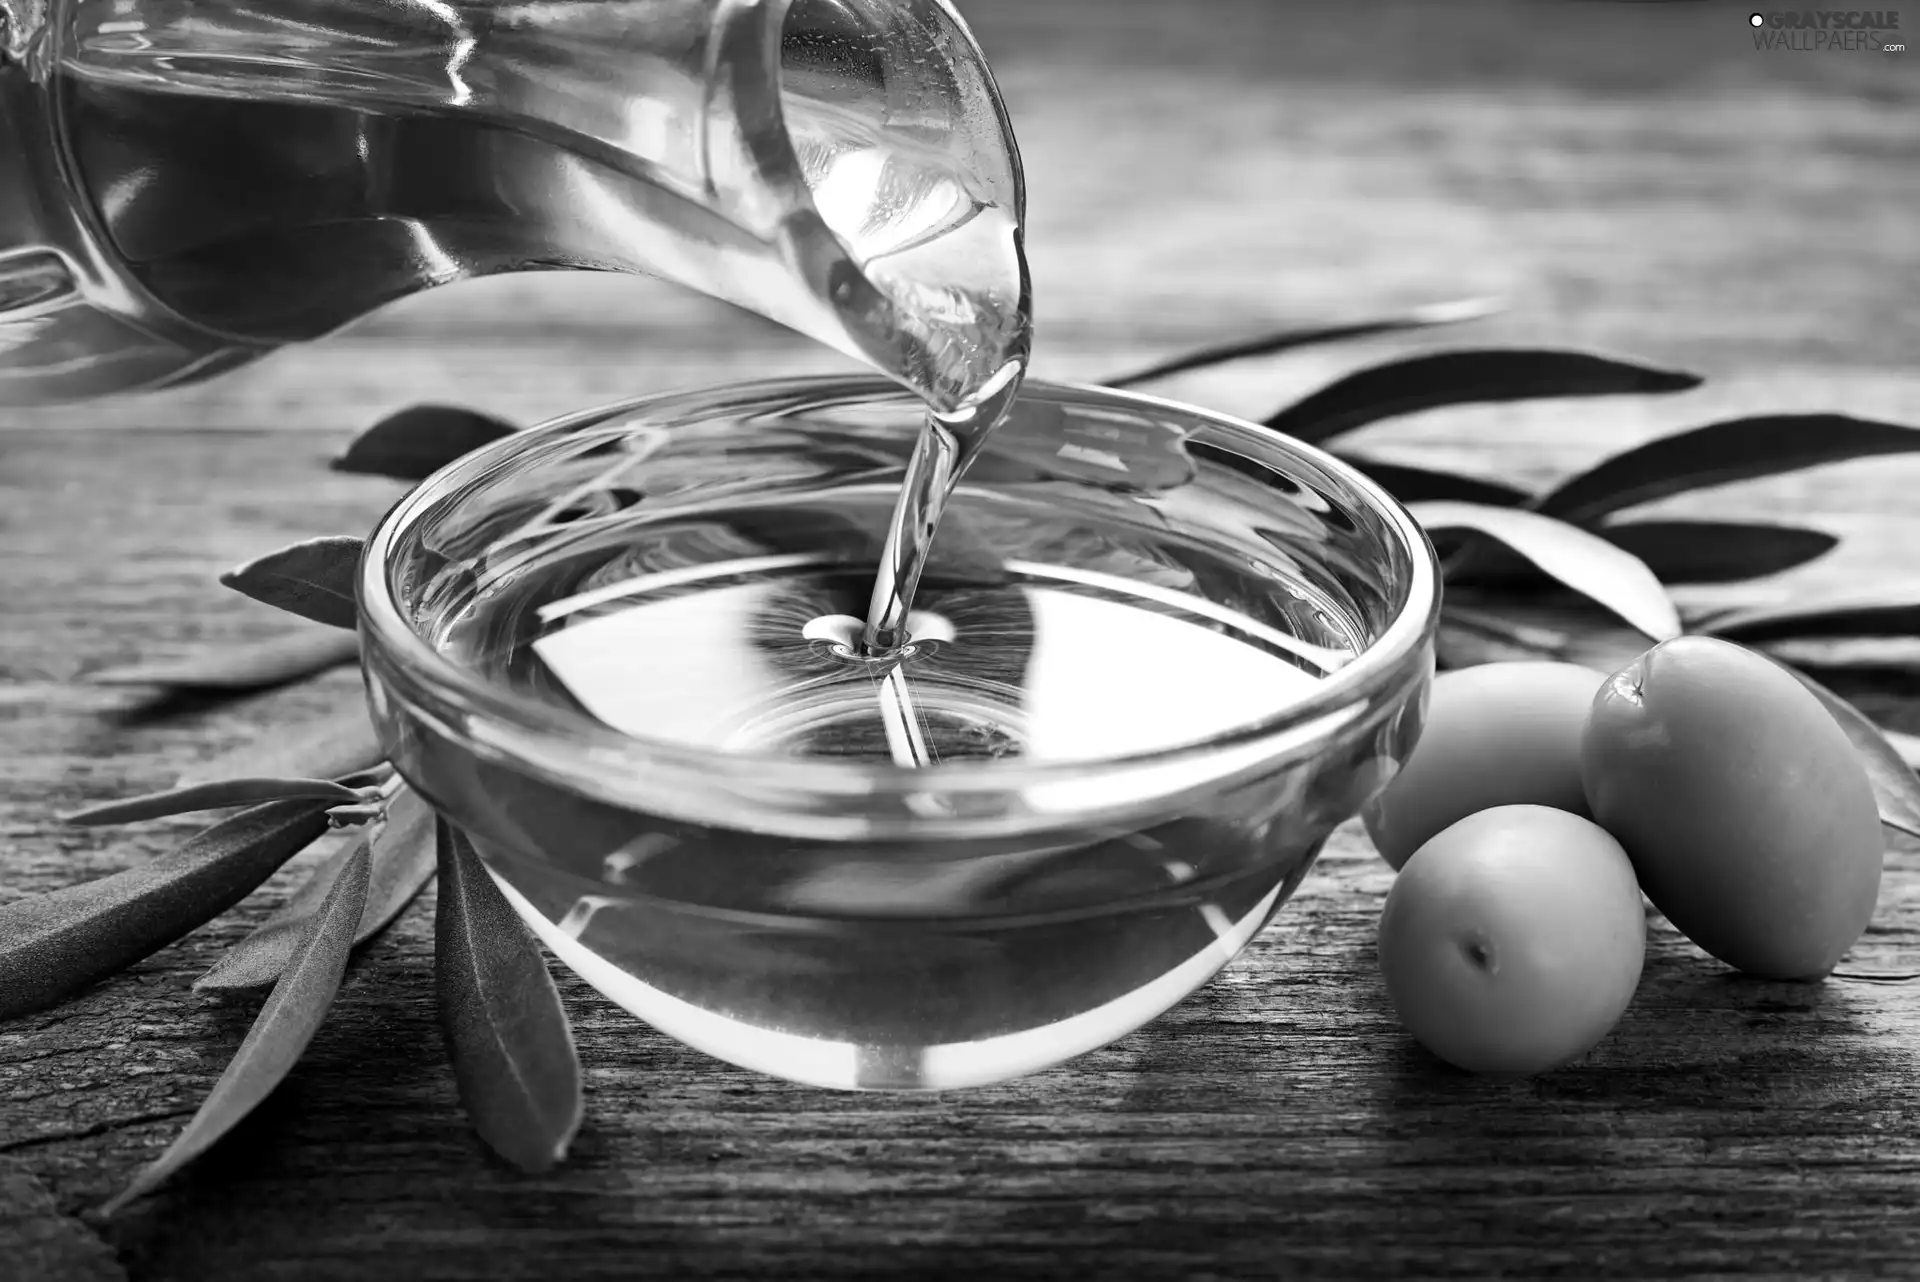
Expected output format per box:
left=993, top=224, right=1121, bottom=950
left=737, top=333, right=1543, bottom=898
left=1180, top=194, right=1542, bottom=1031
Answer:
left=3, top=1, right=1920, bottom=1277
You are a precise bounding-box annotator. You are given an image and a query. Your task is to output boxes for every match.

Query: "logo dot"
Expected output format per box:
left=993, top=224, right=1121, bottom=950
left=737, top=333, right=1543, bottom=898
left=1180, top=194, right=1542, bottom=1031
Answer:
left=1749, top=12, right=1765, bottom=25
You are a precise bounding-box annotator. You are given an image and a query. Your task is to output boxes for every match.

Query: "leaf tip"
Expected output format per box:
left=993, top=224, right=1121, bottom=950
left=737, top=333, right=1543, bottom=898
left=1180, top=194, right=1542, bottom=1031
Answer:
left=525, top=1109, right=584, bottom=1173
left=54, top=799, right=145, bottom=826
left=190, top=967, right=266, bottom=994
left=1647, top=610, right=1684, bottom=643
left=214, top=565, right=254, bottom=596
left=505, top=1132, right=576, bottom=1175
left=327, top=452, right=393, bottom=479
left=95, top=1177, right=151, bottom=1220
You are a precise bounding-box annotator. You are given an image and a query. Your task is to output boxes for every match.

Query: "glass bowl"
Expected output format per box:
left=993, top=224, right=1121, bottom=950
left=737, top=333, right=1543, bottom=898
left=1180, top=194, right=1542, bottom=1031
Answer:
left=358, top=376, right=1439, bottom=1090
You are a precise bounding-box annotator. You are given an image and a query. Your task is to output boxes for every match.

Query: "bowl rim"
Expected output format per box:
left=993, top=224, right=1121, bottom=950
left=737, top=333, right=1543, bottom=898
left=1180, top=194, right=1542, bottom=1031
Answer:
left=357, top=375, right=1440, bottom=816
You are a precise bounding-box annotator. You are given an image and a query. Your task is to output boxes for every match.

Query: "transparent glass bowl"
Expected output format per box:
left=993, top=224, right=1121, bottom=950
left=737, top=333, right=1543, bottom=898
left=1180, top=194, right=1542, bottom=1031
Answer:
left=359, top=377, right=1439, bottom=1090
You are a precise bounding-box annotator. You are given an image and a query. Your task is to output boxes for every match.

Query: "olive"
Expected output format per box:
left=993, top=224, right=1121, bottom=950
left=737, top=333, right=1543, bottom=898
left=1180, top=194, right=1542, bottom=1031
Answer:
left=1581, top=637, right=1882, bottom=981
left=1363, top=661, right=1605, bottom=870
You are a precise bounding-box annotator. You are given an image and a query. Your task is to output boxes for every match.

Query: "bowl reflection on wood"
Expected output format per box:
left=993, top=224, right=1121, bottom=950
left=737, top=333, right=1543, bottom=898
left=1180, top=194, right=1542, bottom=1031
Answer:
left=358, top=377, right=1440, bottom=1089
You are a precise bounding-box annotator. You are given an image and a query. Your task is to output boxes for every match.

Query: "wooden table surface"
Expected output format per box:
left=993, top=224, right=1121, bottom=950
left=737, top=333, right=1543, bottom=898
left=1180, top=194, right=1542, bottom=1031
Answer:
left=5, top=2, right=1919, bottom=1278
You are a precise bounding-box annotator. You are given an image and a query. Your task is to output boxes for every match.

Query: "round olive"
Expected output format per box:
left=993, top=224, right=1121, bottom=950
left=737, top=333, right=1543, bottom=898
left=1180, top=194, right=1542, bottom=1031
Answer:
left=1378, top=805, right=1646, bottom=1075
left=1363, top=661, right=1606, bottom=870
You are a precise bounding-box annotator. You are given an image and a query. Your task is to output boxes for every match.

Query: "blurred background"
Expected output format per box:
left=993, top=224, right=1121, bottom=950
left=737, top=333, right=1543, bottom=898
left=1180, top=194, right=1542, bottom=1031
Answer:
left=12, top=0, right=1914, bottom=431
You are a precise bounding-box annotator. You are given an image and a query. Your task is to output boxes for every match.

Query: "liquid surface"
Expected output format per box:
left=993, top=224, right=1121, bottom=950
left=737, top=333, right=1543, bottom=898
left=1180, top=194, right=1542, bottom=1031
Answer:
left=437, top=488, right=1357, bottom=768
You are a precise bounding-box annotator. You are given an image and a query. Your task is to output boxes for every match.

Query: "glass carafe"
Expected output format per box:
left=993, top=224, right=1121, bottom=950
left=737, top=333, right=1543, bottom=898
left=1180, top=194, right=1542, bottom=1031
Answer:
left=0, top=0, right=1028, bottom=408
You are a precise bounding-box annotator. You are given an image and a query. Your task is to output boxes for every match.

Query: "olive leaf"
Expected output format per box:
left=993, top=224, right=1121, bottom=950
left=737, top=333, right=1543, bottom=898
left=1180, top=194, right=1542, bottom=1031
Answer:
left=1410, top=501, right=1681, bottom=641
left=332, top=404, right=519, bottom=481
left=1266, top=349, right=1702, bottom=446
left=83, top=630, right=361, bottom=694
left=0, top=800, right=332, bottom=1020
left=1534, top=415, right=1920, bottom=525
left=197, top=786, right=438, bottom=992
left=99, top=841, right=370, bottom=1217
left=436, top=821, right=582, bottom=1172
left=60, top=778, right=368, bottom=827
left=1779, top=664, right=1920, bottom=840
left=1451, top=521, right=1840, bottom=588
left=1103, top=296, right=1501, bottom=389
left=219, top=536, right=365, bottom=631
left=177, top=706, right=387, bottom=790
left=1698, top=587, right=1920, bottom=645
left=1602, top=521, right=1839, bottom=584
left=1332, top=453, right=1532, bottom=506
